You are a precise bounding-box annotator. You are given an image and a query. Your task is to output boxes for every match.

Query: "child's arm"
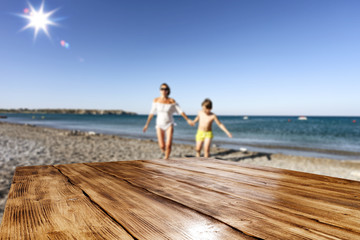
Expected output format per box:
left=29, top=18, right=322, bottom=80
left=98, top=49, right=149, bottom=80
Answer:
left=214, top=115, right=232, bottom=138
left=193, top=114, right=200, bottom=124
left=188, top=113, right=200, bottom=126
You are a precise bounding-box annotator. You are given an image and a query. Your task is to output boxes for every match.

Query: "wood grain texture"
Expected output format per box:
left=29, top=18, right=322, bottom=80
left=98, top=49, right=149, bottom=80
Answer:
left=56, top=163, right=252, bottom=240
left=87, top=160, right=360, bottom=239
left=0, top=165, right=134, bottom=240
left=1, top=158, right=359, bottom=240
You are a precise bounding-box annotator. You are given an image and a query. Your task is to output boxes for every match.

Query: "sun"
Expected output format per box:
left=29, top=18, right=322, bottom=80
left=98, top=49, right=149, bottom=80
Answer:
left=19, top=1, right=58, bottom=40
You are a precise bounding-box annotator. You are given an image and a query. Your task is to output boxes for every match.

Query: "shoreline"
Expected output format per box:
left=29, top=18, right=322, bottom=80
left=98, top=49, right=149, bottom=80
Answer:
left=2, top=121, right=360, bottom=165
left=1, top=122, right=360, bottom=223
left=2, top=117, right=360, bottom=161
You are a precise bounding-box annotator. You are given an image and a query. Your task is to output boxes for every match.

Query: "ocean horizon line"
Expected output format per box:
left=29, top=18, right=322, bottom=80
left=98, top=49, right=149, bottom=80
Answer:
left=1, top=109, right=360, bottom=118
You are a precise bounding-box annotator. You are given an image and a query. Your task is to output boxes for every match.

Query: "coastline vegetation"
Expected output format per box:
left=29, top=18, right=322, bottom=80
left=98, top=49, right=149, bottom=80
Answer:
left=0, top=108, right=137, bottom=115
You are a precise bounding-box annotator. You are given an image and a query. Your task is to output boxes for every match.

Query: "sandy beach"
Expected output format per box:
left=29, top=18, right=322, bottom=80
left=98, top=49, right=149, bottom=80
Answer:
left=1, top=121, right=360, bottom=223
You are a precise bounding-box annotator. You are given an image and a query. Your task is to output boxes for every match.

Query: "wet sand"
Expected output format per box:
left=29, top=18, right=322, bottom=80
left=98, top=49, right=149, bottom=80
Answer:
left=1, top=122, right=360, bottom=223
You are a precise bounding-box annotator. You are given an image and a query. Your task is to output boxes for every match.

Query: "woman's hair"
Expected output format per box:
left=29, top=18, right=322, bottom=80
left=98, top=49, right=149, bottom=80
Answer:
left=160, top=83, right=171, bottom=96
left=202, top=98, right=212, bottom=109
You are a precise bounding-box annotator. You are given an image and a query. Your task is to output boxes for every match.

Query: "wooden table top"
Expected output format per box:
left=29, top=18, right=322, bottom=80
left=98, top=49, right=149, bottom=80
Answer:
left=1, top=158, right=360, bottom=239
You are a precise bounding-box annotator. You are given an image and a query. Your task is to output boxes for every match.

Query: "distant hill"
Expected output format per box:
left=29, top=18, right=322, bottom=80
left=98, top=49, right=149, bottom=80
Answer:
left=0, top=108, right=137, bottom=115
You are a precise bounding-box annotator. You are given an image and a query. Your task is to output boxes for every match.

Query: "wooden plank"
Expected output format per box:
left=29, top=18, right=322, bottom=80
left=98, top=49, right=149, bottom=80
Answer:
left=147, top=158, right=360, bottom=202
left=56, top=163, right=254, bottom=240
left=142, top=159, right=360, bottom=223
left=2, top=158, right=359, bottom=239
left=202, top=157, right=360, bottom=189
left=87, top=160, right=360, bottom=240
left=155, top=157, right=360, bottom=194
left=124, top=159, right=360, bottom=214
left=0, top=165, right=134, bottom=240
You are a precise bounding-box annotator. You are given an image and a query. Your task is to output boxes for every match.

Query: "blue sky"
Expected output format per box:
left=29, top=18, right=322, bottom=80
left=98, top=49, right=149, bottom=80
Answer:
left=1, top=0, right=359, bottom=116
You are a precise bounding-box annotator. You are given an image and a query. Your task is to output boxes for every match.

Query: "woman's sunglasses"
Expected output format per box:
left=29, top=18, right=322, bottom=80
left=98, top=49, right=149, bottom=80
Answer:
left=160, top=88, right=169, bottom=91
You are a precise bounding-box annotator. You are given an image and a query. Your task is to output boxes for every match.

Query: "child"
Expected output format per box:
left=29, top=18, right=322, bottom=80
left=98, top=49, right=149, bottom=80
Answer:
left=192, top=98, right=232, bottom=158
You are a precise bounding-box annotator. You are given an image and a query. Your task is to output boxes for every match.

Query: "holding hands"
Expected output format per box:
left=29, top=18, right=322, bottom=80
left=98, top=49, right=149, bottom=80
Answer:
left=187, top=119, right=195, bottom=126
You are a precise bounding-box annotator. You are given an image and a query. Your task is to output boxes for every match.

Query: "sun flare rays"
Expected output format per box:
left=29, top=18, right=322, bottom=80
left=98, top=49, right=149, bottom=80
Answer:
left=18, top=1, right=59, bottom=40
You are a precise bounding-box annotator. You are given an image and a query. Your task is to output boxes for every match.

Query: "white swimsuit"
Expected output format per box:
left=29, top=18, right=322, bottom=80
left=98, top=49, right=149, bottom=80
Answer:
left=150, top=102, right=183, bottom=130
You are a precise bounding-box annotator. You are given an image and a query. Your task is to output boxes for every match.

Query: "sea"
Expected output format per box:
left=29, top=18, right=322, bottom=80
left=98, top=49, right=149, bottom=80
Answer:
left=1, top=113, right=360, bottom=160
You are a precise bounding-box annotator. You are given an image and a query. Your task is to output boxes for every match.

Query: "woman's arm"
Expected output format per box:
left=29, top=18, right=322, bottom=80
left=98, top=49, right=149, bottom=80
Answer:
left=180, top=112, right=195, bottom=126
left=143, top=101, right=157, bottom=133
left=214, top=115, right=232, bottom=138
left=143, top=114, right=154, bottom=132
left=173, top=100, right=194, bottom=126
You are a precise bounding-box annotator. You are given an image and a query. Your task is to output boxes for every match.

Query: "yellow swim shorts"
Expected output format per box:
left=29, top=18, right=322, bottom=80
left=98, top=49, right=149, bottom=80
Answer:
left=196, top=130, right=213, bottom=142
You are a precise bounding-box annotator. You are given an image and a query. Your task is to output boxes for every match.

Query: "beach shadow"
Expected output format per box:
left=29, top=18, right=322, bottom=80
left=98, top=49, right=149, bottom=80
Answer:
left=211, top=149, right=239, bottom=157
left=185, top=149, right=272, bottom=162
left=214, top=152, right=272, bottom=162
left=185, top=149, right=239, bottom=158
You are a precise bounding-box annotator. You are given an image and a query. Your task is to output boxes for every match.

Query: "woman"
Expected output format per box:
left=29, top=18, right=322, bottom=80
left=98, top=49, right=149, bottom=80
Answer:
left=143, top=83, right=193, bottom=159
